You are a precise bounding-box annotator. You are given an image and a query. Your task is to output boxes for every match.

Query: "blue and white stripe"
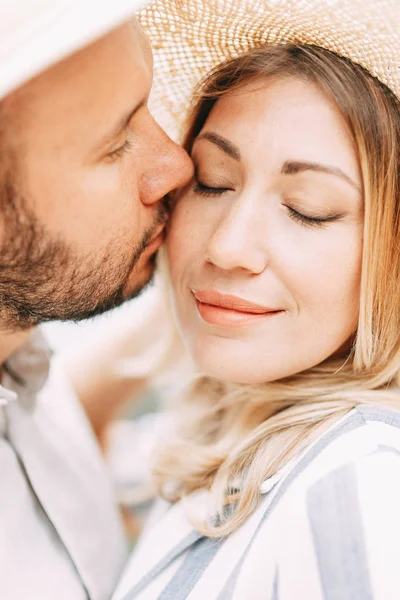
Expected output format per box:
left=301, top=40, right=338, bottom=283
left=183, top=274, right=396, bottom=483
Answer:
left=113, top=405, right=400, bottom=600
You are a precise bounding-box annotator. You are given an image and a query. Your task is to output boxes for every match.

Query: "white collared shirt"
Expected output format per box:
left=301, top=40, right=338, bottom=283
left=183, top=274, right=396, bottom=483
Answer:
left=0, top=330, right=128, bottom=600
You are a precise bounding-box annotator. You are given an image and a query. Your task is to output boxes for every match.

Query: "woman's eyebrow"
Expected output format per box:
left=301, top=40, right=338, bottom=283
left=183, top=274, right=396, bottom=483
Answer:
left=282, top=160, right=361, bottom=191
left=196, top=131, right=241, bottom=161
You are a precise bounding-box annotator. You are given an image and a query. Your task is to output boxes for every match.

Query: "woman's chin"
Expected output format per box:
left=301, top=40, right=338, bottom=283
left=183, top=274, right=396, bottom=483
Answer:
left=187, top=330, right=342, bottom=385
left=190, top=347, right=281, bottom=385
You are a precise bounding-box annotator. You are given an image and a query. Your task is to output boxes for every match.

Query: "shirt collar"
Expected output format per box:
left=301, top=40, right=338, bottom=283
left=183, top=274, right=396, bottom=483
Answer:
left=0, top=328, right=51, bottom=410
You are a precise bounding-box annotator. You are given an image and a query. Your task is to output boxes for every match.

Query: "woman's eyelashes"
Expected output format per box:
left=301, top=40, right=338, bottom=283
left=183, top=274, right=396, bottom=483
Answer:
left=192, top=175, right=344, bottom=229
left=285, top=205, right=344, bottom=228
left=190, top=158, right=235, bottom=194
left=193, top=179, right=231, bottom=196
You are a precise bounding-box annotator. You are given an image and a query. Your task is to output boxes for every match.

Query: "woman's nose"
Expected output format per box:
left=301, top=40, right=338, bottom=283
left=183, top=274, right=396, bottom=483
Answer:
left=139, top=116, right=194, bottom=206
left=205, top=201, right=269, bottom=274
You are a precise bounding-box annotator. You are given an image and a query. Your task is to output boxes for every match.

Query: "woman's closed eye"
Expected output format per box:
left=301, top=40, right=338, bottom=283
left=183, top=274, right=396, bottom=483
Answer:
left=192, top=174, right=345, bottom=228
left=285, top=204, right=344, bottom=229
left=193, top=175, right=234, bottom=197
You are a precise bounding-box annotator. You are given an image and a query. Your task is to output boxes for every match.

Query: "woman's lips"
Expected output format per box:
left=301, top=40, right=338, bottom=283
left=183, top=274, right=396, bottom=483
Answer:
left=193, top=289, right=284, bottom=327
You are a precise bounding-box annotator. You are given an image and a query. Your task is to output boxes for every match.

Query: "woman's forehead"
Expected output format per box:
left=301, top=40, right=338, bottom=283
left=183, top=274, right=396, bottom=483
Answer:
left=199, top=77, right=360, bottom=182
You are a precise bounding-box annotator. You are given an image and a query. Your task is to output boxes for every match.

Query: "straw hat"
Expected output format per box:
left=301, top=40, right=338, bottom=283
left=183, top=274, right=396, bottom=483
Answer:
left=0, top=0, right=151, bottom=100
left=139, top=0, right=400, bottom=141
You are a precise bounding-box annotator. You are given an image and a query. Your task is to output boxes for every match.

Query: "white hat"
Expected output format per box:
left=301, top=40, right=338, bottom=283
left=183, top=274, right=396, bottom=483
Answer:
left=138, top=0, right=400, bottom=141
left=0, top=0, right=151, bottom=99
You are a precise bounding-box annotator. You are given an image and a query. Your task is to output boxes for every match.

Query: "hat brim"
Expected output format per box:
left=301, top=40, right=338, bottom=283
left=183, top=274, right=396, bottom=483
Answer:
left=1, top=0, right=152, bottom=99
left=139, top=0, right=400, bottom=142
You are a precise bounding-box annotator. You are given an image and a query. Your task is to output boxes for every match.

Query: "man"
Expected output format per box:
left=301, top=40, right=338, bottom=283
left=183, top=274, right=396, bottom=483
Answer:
left=0, top=1, right=193, bottom=598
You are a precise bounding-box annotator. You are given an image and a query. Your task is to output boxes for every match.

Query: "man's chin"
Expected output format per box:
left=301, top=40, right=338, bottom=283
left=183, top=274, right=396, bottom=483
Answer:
left=122, top=259, right=157, bottom=301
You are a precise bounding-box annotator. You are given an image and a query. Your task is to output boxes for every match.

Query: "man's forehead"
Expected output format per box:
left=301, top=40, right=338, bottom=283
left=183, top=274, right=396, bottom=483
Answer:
left=5, top=19, right=153, bottom=132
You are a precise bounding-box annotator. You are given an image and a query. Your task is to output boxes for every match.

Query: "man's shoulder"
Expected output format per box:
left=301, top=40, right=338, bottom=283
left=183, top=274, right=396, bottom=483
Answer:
left=1, top=357, right=128, bottom=600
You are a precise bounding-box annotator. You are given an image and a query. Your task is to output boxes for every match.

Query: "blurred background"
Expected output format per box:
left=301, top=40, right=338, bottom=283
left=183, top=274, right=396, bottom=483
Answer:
left=42, top=285, right=192, bottom=543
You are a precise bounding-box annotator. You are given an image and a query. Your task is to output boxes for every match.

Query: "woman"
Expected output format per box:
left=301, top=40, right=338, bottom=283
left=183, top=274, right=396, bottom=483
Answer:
left=112, top=2, right=400, bottom=599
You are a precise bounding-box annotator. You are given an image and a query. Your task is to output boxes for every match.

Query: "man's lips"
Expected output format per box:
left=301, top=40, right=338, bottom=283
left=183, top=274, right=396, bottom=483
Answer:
left=192, top=289, right=284, bottom=327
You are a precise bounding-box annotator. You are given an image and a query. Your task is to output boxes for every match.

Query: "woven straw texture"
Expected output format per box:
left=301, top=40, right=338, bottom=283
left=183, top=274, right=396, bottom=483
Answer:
left=139, top=0, right=400, bottom=141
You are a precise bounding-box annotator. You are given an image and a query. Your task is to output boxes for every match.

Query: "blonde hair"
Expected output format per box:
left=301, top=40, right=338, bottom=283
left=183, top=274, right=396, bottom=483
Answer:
left=153, top=45, right=400, bottom=537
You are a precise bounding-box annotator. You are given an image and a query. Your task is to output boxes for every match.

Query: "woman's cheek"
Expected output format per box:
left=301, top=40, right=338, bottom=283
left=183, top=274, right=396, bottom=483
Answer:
left=167, top=200, right=199, bottom=280
left=169, top=196, right=208, bottom=254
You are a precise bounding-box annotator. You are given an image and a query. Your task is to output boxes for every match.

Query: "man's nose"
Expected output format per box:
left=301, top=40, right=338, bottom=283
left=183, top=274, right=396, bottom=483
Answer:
left=139, top=117, right=194, bottom=205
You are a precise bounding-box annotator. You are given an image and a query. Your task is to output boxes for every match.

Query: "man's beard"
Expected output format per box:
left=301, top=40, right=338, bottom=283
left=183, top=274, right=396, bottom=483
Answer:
left=0, top=181, right=169, bottom=331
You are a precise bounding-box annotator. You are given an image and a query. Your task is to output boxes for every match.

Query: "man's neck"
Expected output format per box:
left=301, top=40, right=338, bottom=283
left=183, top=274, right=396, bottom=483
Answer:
left=0, top=328, right=32, bottom=365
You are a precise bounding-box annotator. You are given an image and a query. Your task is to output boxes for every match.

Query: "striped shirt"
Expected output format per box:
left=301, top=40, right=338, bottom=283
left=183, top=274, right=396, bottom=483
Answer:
left=113, top=404, right=400, bottom=600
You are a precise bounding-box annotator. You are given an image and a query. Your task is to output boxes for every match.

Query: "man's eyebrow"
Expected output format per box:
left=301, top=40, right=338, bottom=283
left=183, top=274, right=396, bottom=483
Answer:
left=282, top=160, right=361, bottom=191
left=99, top=98, right=146, bottom=146
left=196, top=131, right=241, bottom=161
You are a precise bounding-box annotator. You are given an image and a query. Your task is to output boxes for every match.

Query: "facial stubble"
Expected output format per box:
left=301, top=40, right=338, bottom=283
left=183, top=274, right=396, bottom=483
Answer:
left=0, top=178, right=168, bottom=331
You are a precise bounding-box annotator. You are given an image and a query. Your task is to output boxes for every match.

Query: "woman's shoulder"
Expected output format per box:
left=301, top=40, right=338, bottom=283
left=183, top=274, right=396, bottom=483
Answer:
left=273, top=404, right=400, bottom=505
left=250, top=406, right=400, bottom=599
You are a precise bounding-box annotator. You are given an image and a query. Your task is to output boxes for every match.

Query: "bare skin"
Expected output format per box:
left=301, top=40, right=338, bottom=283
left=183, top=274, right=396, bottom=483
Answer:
left=71, top=76, right=364, bottom=441
left=0, top=19, right=193, bottom=365
left=168, top=77, right=363, bottom=383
